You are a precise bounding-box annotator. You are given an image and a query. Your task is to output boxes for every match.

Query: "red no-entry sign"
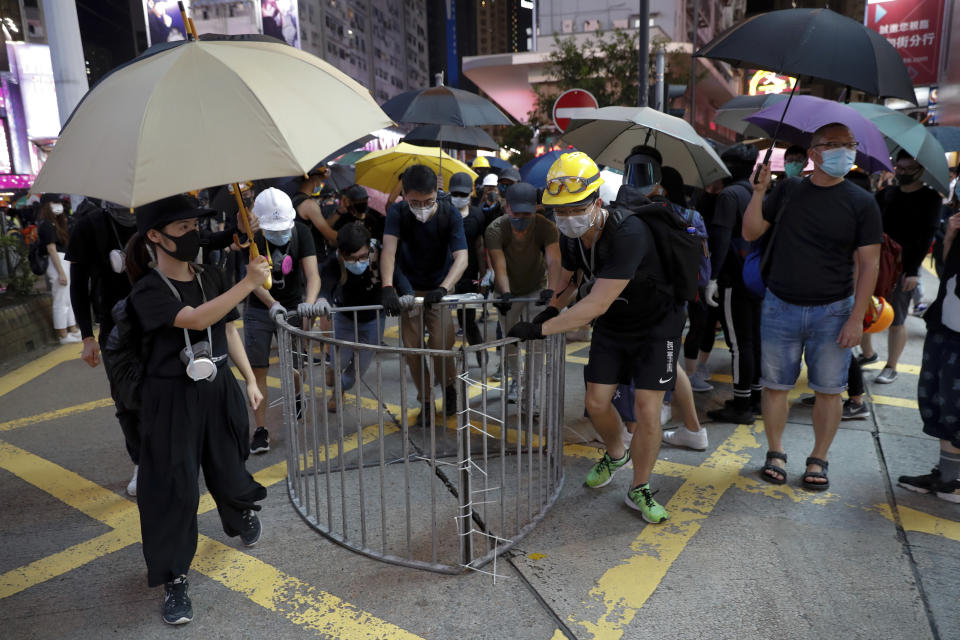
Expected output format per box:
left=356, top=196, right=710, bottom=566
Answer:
left=552, top=89, right=599, bottom=132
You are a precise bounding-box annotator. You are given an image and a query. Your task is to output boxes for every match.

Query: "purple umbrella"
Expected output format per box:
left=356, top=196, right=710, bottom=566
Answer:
left=745, top=95, right=892, bottom=173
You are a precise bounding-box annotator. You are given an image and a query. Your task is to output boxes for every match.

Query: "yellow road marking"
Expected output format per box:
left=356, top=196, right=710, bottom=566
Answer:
left=571, top=424, right=759, bottom=640
left=870, top=394, right=919, bottom=409
left=861, top=361, right=922, bottom=376
left=0, top=398, right=114, bottom=432
left=874, top=503, right=960, bottom=543
left=549, top=630, right=571, bottom=640
left=0, top=344, right=80, bottom=398
left=730, top=475, right=838, bottom=505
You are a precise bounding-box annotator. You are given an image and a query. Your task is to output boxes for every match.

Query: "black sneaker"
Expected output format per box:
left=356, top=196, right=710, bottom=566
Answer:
left=800, top=395, right=816, bottom=407
left=250, top=427, right=270, bottom=454
left=857, top=352, right=879, bottom=366
left=443, top=384, right=459, bottom=416
left=897, top=467, right=940, bottom=494
left=725, top=397, right=761, bottom=416
left=708, top=404, right=755, bottom=424
left=240, top=509, right=262, bottom=546
left=935, top=479, right=960, bottom=503
left=162, top=575, right=192, bottom=625
left=841, top=399, right=870, bottom=420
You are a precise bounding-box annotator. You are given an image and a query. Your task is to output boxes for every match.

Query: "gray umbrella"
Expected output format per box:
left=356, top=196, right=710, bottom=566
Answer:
left=404, top=124, right=499, bottom=151
left=714, top=94, right=788, bottom=138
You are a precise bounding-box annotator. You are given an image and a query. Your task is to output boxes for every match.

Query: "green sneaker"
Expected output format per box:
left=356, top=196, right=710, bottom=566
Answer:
left=625, top=484, right=669, bottom=524
left=584, top=451, right=630, bottom=488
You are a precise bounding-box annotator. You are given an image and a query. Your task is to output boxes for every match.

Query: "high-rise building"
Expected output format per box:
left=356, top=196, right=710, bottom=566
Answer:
left=425, top=0, right=478, bottom=90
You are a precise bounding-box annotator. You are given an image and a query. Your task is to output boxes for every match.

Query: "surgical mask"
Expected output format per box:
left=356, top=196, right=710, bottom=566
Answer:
left=50, top=203, right=64, bottom=215
left=509, top=216, right=532, bottom=232
left=555, top=205, right=597, bottom=238
left=451, top=196, right=471, bottom=209
left=819, top=147, right=857, bottom=178
left=345, top=260, right=369, bottom=275
left=784, top=161, right=805, bottom=178
left=159, top=229, right=201, bottom=262
left=410, top=203, right=436, bottom=223
left=498, top=183, right=509, bottom=196
left=264, top=229, right=291, bottom=246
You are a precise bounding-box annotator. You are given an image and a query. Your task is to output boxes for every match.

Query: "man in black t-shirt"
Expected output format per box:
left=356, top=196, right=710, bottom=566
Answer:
left=380, top=164, right=468, bottom=426
left=860, top=150, right=942, bottom=384
left=743, top=123, right=883, bottom=491
left=243, top=188, right=323, bottom=454
left=331, top=184, right=384, bottom=246
left=509, top=151, right=683, bottom=525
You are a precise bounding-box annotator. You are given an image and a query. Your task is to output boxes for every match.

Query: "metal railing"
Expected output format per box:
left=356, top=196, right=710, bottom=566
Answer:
left=275, top=295, right=566, bottom=574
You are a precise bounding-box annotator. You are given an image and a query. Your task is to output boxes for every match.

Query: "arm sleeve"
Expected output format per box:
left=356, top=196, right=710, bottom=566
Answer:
left=37, top=221, right=56, bottom=247
left=383, top=203, right=401, bottom=238
left=708, top=190, right=737, bottom=276
left=70, top=262, right=95, bottom=338
left=597, top=219, right=646, bottom=280
left=560, top=239, right=578, bottom=272
left=297, top=222, right=317, bottom=258
left=208, top=267, right=240, bottom=323
left=448, top=207, right=468, bottom=252
left=130, top=275, right=186, bottom=333
left=318, top=256, right=338, bottom=300
left=201, top=227, right=235, bottom=251
left=762, top=180, right=787, bottom=223
left=540, top=216, right=559, bottom=245
left=484, top=218, right=504, bottom=250
left=855, top=197, right=885, bottom=249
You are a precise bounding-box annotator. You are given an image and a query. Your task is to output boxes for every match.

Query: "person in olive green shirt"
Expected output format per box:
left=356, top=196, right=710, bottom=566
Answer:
left=486, top=182, right=563, bottom=401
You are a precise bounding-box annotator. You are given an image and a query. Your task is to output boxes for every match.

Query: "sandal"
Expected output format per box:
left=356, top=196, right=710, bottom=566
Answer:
left=801, top=457, right=829, bottom=490
left=760, top=451, right=788, bottom=485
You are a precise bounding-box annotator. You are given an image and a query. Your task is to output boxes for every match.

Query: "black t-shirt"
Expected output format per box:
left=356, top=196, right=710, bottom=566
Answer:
left=246, top=224, right=317, bottom=310
left=877, top=185, right=942, bottom=277
left=37, top=220, right=66, bottom=253
left=293, top=193, right=333, bottom=262
left=710, top=180, right=753, bottom=284
left=560, top=212, right=683, bottom=339
left=762, top=177, right=883, bottom=306
left=384, top=200, right=467, bottom=291
left=130, top=267, right=239, bottom=379
left=319, top=252, right=382, bottom=323
left=332, top=209, right=385, bottom=246
left=924, top=240, right=960, bottom=335
left=457, top=205, right=486, bottom=289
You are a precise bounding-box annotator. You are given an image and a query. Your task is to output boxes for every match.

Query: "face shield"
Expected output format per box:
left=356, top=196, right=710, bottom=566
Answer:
left=623, top=153, right=663, bottom=197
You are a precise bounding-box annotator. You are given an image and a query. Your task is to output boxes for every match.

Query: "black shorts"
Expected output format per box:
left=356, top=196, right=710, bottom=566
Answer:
left=584, top=330, right=680, bottom=391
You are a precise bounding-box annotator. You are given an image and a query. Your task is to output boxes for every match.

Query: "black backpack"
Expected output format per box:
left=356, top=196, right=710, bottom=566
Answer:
left=608, top=185, right=703, bottom=303
left=102, top=297, right=148, bottom=411
left=28, top=240, right=48, bottom=275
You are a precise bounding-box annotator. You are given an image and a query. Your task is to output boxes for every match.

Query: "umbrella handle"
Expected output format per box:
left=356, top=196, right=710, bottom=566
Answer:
left=233, top=183, right=273, bottom=290
left=753, top=76, right=801, bottom=184
left=178, top=3, right=196, bottom=41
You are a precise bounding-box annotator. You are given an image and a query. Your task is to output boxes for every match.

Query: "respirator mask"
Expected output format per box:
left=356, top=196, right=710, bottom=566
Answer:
left=155, top=267, right=226, bottom=382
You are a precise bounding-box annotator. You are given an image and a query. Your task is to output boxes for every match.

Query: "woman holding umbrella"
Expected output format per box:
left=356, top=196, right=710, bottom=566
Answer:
left=126, top=195, right=271, bottom=625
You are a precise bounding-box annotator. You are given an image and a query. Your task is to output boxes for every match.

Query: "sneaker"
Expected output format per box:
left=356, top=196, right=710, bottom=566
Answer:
left=250, top=427, right=270, bottom=454
left=162, top=575, right=192, bottom=625
left=660, top=403, right=672, bottom=427
left=59, top=334, right=81, bottom=344
left=507, top=380, right=519, bottom=404
left=726, top=397, right=761, bottom=416
left=856, top=351, right=879, bottom=366
left=706, top=404, right=755, bottom=424
left=239, top=509, right=262, bottom=546
left=935, top=479, right=960, bottom=503
left=443, top=385, right=458, bottom=416
left=689, top=372, right=714, bottom=393
left=912, top=303, right=928, bottom=317
left=662, top=426, right=708, bottom=451
left=489, top=366, right=502, bottom=382
left=584, top=450, right=631, bottom=488
left=126, top=465, right=139, bottom=497
left=874, top=367, right=898, bottom=384
left=841, top=399, right=870, bottom=420
left=624, top=484, right=669, bottom=524
left=695, top=363, right=712, bottom=381
left=897, top=467, right=940, bottom=494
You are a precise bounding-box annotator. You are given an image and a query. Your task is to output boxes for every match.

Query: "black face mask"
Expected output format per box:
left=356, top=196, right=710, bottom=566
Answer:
left=159, top=229, right=201, bottom=262
left=484, top=191, right=498, bottom=204
left=896, top=171, right=920, bottom=186
left=350, top=203, right=368, bottom=217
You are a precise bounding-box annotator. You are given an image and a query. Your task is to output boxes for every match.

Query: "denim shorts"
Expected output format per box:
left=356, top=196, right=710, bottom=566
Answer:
left=760, top=290, right=854, bottom=394
left=243, top=305, right=276, bottom=369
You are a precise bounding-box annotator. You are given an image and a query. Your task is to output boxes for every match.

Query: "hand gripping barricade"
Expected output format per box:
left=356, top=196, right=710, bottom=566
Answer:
left=274, top=294, right=565, bottom=574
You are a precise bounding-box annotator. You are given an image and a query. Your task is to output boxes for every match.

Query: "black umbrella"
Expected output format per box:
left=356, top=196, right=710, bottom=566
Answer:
left=404, top=124, right=499, bottom=151
left=926, top=126, right=960, bottom=153
left=381, top=86, right=512, bottom=127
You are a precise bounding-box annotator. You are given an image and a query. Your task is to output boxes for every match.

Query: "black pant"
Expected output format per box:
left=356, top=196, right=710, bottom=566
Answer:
left=684, top=296, right=707, bottom=361
left=99, top=330, right=141, bottom=465
left=848, top=357, right=864, bottom=398
left=138, top=373, right=266, bottom=587
left=719, top=284, right=762, bottom=400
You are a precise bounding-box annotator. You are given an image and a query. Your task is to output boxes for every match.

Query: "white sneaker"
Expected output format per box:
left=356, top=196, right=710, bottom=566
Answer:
left=662, top=426, right=708, bottom=451
left=874, top=367, right=898, bottom=384
left=127, top=465, right=139, bottom=497
left=660, top=402, right=672, bottom=426
left=689, top=371, right=714, bottom=392
left=59, top=334, right=81, bottom=344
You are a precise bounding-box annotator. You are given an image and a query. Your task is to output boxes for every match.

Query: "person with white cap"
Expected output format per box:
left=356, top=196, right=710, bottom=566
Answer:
left=479, top=172, right=503, bottom=227
left=243, top=187, right=325, bottom=454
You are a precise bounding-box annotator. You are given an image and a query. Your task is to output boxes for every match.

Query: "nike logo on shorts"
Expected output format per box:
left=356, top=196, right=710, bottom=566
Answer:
left=659, top=376, right=673, bottom=384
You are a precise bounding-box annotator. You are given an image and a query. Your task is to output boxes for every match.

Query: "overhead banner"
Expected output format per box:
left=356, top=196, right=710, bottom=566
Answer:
left=866, top=0, right=946, bottom=86
left=261, top=0, right=300, bottom=49
left=143, top=0, right=191, bottom=47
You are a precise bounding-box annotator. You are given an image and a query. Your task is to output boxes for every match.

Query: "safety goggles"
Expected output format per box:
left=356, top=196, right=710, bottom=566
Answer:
left=545, top=173, right=601, bottom=197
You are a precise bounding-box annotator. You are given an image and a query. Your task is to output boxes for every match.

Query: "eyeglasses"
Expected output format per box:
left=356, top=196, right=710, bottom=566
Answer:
left=546, top=173, right=600, bottom=196
left=812, top=141, right=860, bottom=151
left=406, top=198, right=436, bottom=209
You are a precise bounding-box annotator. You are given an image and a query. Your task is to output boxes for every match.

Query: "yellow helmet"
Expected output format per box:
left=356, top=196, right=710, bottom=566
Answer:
left=472, top=156, right=491, bottom=169
left=541, top=151, right=604, bottom=207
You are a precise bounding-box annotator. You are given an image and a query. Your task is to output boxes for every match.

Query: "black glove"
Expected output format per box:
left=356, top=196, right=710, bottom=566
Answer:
left=507, top=321, right=543, bottom=341
left=531, top=306, right=560, bottom=325
left=493, top=292, right=513, bottom=313
left=536, top=288, right=554, bottom=306
left=422, top=286, right=447, bottom=306
left=381, top=286, right=402, bottom=315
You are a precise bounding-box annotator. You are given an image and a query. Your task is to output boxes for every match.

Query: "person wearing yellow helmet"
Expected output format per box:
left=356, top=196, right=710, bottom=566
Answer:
left=509, top=151, right=685, bottom=524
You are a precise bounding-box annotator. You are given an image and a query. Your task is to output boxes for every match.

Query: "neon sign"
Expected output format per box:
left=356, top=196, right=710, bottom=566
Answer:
left=748, top=70, right=797, bottom=96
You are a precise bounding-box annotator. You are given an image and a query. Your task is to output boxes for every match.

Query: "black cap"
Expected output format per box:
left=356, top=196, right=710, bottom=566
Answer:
left=506, top=182, right=537, bottom=214
left=343, top=184, right=368, bottom=202
left=448, top=172, right=473, bottom=194
left=135, top=194, right=214, bottom=234
left=499, top=167, right=521, bottom=183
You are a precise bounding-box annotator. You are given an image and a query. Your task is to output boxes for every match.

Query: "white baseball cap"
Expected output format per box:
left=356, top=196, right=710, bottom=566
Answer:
left=482, top=173, right=499, bottom=187
left=252, top=187, right=295, bottom=231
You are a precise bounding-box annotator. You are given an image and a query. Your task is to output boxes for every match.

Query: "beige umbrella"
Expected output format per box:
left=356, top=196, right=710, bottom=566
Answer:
left=32, top=34, right=393, bottom=207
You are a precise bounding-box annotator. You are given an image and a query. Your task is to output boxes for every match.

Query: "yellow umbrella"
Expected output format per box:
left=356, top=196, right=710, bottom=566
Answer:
left=354, top=142, right=478, bottom=193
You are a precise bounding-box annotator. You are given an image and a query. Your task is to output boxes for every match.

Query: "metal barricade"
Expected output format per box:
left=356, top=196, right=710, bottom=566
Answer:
left=275, top=295, right=565, bottom=574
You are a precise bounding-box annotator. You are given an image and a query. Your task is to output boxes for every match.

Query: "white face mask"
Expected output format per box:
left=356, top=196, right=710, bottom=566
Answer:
left=410, top=202, right=436, bottom=223
left=556, top=204, right=598, bottom=238
left=451, top=196, right=471, bottom=209
left=50, top=203, right=64, bottom=215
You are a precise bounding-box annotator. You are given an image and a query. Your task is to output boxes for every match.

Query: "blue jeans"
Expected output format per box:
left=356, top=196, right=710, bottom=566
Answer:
left=760, top=290, right=854, bottom=395
left=333, top=314, right=384, bottom=391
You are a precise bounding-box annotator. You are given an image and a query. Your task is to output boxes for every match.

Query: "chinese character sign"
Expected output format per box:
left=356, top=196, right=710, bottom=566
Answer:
left=867, top=0, right=946, bottom=86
